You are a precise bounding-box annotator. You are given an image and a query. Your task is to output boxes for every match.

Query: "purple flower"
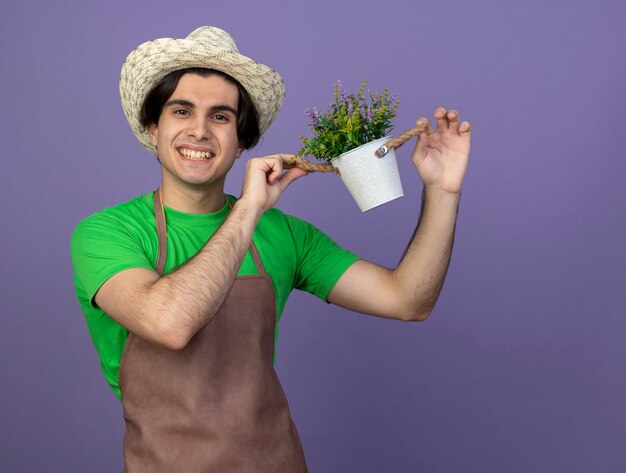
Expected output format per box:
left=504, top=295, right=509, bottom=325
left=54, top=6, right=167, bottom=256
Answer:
left=305, top=107, right=321, bottom=127
left=347, top=101, right=354, bottom=115
left=365, top=107, right=374, bottom=122
left=336, top=80, right=347, bottom=101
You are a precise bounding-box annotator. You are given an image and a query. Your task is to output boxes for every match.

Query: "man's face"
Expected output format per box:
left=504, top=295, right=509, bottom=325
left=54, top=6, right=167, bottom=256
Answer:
left=148, top=73, right=243, bottom=190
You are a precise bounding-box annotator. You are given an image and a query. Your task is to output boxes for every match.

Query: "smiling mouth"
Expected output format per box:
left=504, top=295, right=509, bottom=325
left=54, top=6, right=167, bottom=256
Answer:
left=178, top=147, right=214, bottom=160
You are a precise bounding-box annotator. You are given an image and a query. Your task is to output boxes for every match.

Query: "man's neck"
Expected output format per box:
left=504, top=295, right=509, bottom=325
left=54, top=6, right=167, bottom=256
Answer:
left=160, top=181, right=227, bottom=214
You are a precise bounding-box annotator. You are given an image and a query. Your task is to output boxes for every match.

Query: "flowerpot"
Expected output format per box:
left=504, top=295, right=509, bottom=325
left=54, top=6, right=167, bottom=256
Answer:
left=331, top=136, right=404, bottom=212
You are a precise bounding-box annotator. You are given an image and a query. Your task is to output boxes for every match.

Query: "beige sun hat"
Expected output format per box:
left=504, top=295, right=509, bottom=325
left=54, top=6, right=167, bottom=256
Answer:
left=120, top=26, right=285, bottom=155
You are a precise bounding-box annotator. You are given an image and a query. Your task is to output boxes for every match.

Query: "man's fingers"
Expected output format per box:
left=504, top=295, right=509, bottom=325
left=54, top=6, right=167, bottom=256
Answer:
left=412, top=118, right=430, bottom=165
left=268, top=168, right=283, bottom=184
left=416, top=117, right=435, bottom=135
left=277, top=168, right=308, bottom=190
left=412, top=117, right=432, bottom=159
left=459, top=120, right=471, bottom=135
left=447, top=109, right=459, bottom=133
left=266, top=154, right=302, bottom=183
left=241, top=154, right=308, bottom=211
left=252, top=155, right=284, bottom=183
left=434, top=107, right=448, bottom=132
left=273, top=154, right=298, bottom=165
left=255, top=154, right=309, bottom=186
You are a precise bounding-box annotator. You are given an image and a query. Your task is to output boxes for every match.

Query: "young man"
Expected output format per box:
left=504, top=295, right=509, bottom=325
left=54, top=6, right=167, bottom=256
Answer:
left=71, top=26, right=471, bottom=472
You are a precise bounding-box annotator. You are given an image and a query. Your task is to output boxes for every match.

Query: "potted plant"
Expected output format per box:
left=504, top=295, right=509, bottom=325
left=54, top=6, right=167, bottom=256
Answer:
left=296, top=80, right=404, bottom=212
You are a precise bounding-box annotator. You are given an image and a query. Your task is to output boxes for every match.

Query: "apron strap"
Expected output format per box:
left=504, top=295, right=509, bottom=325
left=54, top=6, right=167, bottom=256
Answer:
left=154, top=190, right=268, bottom=277
left=153, top=189, right=168, bottom=276
left=248, top=241, right=267, bottom=276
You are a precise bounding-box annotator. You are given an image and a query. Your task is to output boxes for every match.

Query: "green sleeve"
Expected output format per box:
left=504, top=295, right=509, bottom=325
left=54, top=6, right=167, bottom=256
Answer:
left=286, top=215, right=360, bottom=302
left=70, top=214, right=154, bottom=308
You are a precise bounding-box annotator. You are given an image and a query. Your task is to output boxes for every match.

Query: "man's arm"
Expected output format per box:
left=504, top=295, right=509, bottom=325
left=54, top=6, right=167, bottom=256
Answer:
left=328, top=108, right=471, bottom=321
left=94, top=155, right=307, bottom=350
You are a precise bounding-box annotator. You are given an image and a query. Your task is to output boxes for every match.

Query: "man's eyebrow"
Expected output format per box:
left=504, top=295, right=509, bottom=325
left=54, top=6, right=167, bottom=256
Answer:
left=164, top=100, right=238, bottom=116
left=208, top=104, right=238, bottom=116
left=164, top=99, right=195, bottom=109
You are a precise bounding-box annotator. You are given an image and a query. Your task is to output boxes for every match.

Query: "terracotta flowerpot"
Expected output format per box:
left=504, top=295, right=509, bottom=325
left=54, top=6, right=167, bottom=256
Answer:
left=331, top=137, right=404, bottom=212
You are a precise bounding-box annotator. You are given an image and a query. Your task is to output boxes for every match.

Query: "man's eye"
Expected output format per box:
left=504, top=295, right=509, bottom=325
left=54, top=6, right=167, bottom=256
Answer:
left=174, top=109, right=189, bottom=116
left=213, top=114, right=227, bottom=121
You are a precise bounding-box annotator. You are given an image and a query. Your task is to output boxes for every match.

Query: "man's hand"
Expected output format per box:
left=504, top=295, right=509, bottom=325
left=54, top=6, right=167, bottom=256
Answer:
left=239, top=154, right=308, bottom=214
left=412, top=108, right=471, bottom=195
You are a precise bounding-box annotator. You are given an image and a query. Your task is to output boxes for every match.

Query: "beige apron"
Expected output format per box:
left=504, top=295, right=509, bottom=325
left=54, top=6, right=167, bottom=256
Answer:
left=118, top=189, right=308, bottom=472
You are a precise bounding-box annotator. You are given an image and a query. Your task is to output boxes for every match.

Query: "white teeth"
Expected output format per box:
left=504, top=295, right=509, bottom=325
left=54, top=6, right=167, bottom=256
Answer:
left=179, top=148, right=212, bottom=160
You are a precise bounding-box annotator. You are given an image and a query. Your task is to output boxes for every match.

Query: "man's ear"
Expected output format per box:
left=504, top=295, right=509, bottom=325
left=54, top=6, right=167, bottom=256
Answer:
left=148, top=123, right=158, bottom=146
left=236, top=145, right=244, bottom=159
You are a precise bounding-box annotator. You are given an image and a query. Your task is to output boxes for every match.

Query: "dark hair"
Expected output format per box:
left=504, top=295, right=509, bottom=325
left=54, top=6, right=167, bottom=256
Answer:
left=140, top=68, right=260, bottom=149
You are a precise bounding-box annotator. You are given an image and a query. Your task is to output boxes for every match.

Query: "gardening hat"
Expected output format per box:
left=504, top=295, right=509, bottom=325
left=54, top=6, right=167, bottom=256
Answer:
left=120, top=26, right=285, bottom=155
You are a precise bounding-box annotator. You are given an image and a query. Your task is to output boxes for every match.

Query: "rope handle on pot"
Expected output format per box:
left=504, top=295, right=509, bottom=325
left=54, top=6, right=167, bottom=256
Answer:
left=374, top=123, right=430, bottom=158
left=284, top=156, right=337, bottom=173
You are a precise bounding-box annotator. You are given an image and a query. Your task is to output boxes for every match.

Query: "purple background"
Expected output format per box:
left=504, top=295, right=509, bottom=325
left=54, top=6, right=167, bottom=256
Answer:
left=2, top=0, right=625, bottom=471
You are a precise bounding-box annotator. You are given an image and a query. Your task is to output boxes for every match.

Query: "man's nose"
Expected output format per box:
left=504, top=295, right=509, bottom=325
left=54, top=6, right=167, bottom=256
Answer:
left=189, top=116, right=212, bottom=140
